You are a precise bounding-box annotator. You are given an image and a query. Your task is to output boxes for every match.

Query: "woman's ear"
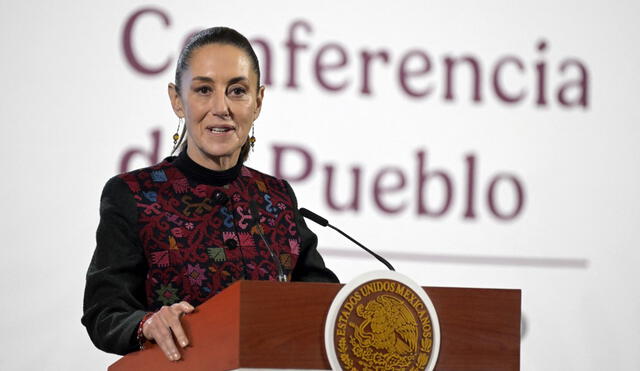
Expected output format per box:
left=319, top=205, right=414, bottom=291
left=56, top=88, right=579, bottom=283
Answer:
left=168, top=83, right=185, bottom=117
left=254, top=85, right=265, bottom=120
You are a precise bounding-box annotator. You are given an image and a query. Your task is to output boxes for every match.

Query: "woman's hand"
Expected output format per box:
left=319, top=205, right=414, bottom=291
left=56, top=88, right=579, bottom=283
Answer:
left=142, top=301, right=195, bottom=361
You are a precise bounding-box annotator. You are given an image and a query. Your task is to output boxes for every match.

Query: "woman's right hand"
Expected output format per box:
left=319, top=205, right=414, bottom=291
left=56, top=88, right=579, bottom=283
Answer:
left=142, top=301, right=195, bottom=361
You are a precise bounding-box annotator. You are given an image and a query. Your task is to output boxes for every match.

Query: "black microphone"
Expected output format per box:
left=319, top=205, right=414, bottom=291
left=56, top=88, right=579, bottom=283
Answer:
left=299, top=207, right=395, bottom=271
left=249, top=201, right=288, bottom=282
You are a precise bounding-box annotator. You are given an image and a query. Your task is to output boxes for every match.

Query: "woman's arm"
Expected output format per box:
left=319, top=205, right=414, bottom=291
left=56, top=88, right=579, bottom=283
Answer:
left=81, top=176, right=148, bottom=355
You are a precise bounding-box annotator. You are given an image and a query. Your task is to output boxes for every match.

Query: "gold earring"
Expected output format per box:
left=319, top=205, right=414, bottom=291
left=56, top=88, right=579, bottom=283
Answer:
left=249, top=126, right=256, bottom=151
left=173, top=117, right=184, bottom=149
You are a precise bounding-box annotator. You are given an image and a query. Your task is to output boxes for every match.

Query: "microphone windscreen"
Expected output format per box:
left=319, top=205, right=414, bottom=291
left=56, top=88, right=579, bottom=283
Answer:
left=299, top=207, right=329, bottom=227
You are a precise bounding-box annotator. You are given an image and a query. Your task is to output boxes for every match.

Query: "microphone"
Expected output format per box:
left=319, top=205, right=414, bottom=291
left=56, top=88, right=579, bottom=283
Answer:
left=249, top=201, right=288, bottom=282
left=299, top=208, right=395, bottom=271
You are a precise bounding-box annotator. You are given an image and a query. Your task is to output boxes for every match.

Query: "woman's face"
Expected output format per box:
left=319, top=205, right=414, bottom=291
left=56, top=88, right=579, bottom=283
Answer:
left=169, top=43, right=264, bottom=170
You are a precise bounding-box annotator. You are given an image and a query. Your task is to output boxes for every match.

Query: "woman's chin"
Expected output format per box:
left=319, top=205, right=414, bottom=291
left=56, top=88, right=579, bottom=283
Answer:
left=191, top=145, right=241, bottom=162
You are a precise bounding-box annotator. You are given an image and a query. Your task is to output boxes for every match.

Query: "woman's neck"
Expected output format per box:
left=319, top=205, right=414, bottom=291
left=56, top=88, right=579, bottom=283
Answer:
left=173, top=149, right=243, bottom=186
left=186, top=146, right=241, bottom=171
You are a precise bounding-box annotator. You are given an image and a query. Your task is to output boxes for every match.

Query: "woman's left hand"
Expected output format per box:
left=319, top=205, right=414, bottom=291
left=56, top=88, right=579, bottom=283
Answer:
left=142, top=301, right=195, bottom=361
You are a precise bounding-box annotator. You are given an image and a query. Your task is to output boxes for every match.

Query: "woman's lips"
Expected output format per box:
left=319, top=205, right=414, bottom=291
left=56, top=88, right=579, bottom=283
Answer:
left=206, top=126, right=235, bottom=134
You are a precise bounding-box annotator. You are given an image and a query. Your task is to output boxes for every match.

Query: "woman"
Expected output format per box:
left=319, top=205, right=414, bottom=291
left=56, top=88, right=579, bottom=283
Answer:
left=82, top=27, right=338, bottom=361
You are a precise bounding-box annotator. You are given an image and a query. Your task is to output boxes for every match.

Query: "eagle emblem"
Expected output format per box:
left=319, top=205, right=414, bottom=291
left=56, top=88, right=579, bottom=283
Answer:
left=353, top=294, right=418, bottom=356
left=331, top=278, right=437, bottom=371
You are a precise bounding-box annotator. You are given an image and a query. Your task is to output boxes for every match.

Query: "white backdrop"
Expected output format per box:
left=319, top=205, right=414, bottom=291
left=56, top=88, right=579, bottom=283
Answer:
left=1, top=1, right=639, bottom=370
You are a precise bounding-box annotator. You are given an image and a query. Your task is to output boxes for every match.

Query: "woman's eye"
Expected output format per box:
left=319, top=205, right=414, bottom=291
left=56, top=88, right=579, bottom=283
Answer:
left=196, top=86, right=212, bottom=94
left=229, top=87, right=247, bottom=96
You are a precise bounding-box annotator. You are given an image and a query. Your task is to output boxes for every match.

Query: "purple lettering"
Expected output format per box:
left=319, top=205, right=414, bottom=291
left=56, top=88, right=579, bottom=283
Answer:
left=315, top=43, right=349, bottom=91
left=373, top=167, right=407, bottom=214
left=250, top=38, right=273, bottom=86
left=285, top=20, right=312, bottom=89
left=398, top=50, right=433, bottom=98
left=272, top=144, right=314, bottom=181
left=557, top=59, right=589, bottom=108
left=119, top=129, right=160, bottom=172
left=487, top=174, right=525, bottom=220
left=122, top=7, right=172, bottom=75
left=535, top=40, right=548, bottom=106
left=463, top=154, right=476, bottom=219
left=324, top=165, right=361, bottom=211
left=416, top=151, right=453, bottom=216
left=360, top=49, right=390, bottom=95
left=444, top=55, right=482, bottom=102
left=493, top=56, right=526, bottom=103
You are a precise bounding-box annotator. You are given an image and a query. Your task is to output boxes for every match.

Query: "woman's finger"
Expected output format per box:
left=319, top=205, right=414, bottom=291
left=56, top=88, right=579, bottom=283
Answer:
left=156, top=334, right=181, bottom=360
left=169, top=301, right=194, bottom=348
left=167, top=316, right=189, bottom=348
left=144, top=309, right=182, bottom=361
left=174, top=301, right=195, bottom=314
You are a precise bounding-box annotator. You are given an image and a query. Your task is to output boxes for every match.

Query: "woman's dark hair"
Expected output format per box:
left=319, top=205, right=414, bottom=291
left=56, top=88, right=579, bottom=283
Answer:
left=172, top=27, right=261, bottom=162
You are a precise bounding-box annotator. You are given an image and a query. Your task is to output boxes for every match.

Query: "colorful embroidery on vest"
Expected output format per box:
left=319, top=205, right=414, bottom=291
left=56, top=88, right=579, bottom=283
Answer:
left=120, top=160, right=302, bottom=310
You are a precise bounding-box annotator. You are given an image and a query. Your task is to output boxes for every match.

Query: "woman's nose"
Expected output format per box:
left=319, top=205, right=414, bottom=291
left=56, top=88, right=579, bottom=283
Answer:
left=210, top=91, right=230, bottom=118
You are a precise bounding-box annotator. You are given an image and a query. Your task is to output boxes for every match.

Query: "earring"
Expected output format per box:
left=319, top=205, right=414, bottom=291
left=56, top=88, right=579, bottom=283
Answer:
left=249, top=126, right=256, bottom=151
left=173, top=117, right=184, bottom=149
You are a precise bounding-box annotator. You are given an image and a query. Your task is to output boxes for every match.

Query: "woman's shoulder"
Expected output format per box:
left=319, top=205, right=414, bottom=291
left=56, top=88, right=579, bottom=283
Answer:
left=106, top=156, right=178, bottom=195
left=119, top=156, right=177, bottom=178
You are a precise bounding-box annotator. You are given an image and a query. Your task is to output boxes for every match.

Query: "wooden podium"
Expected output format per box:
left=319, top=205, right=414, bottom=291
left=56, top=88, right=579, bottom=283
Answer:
left=109, top=281, right=520, bottom=371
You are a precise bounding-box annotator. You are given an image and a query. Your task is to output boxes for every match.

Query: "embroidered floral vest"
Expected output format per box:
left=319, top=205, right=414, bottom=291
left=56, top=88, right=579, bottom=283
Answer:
left=119, top=157, right=301, bottom=310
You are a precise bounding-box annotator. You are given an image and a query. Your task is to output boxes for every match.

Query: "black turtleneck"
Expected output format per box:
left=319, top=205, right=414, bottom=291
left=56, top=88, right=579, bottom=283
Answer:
left=172, top=150, right=243, bottom=186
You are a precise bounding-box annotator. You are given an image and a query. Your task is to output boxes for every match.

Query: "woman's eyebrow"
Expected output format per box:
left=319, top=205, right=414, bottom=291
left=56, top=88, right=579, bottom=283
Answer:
left=191, top=76, right=249, bottom=84
left=228, top=76, right=248, bottom=85
left=192, top=76, right=214, bottom=83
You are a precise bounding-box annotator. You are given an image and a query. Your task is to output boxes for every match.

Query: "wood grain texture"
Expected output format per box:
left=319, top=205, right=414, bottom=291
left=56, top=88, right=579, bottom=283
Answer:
left=428, top=287, right=521, bottom=371
left=238, top=281, right=340, bottom=369
left=109, top=282, right=243, bottom=371
left=109, top=280, right=520, bottom=371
